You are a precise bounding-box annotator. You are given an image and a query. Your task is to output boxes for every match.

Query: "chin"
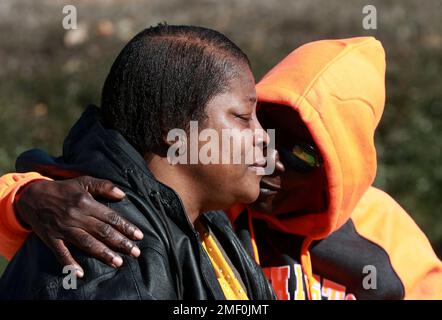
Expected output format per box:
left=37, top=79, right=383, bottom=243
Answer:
left=249, top=201, right=274, bottom=214
left=239, top=186, right=260, bottom=204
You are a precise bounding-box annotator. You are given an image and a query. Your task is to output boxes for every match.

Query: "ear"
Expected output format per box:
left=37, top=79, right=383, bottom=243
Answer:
left=162, top=128, right=188, bottom=162
left=163, top=128, right=187, bottom=147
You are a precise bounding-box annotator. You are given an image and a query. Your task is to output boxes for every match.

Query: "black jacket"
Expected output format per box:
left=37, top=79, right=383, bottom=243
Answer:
left=0, top=106, right=275, bottom=300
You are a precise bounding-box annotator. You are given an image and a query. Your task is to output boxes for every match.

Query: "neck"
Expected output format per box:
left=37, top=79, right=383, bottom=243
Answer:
left=145, top=154, right=203, bottom=224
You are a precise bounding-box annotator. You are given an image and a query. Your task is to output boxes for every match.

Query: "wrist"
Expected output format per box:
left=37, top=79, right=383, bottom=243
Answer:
left=14, top=179, right=47, bottom=230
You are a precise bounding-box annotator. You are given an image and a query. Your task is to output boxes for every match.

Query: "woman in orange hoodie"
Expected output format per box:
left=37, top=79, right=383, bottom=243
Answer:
left=1, top=37, right=441, bottom=299
left=230, top=37, right=442, bottom=299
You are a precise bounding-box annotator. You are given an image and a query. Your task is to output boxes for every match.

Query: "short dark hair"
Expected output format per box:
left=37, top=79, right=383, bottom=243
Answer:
left=101, top=24, right=250, bottom=154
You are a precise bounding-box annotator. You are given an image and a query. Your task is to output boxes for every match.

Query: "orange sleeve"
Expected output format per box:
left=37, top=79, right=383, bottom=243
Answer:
left=352, top=187, right=442, bottom=299
left=0, top=172, right=52, bottom=260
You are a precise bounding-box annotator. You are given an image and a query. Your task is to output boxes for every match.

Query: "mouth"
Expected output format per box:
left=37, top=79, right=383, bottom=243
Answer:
left=258, top=179, right=281, bottom=196
left=248, top=166, right=265, bottom=176
left=248, top=158, right=267, bottom=176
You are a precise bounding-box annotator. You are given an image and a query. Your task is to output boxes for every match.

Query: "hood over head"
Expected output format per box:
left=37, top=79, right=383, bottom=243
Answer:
left=250, top=37, right=386, bottom=239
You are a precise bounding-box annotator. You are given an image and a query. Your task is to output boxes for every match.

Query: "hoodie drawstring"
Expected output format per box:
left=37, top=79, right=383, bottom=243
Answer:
left=247, top=208, right=315, bottom=300
left=247, top=208, right=261, bottom=265
left=300, top=237, right=314, bottom=300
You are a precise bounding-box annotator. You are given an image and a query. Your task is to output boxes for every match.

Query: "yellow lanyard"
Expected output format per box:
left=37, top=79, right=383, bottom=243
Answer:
left=197, top=222, right=249, bottom=300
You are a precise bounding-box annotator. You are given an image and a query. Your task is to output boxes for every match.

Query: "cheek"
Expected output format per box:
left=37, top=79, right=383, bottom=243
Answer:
left=201, top=112, right=256, bottom=165
left=229, top=165, right=261, bottom=199
left=251, top=194, right=279, bottom=214
left=200, top=164, right=249, bottom=188
left=201, top=164, right=260, bottom=203
left=281, top=170, right=314, bottom=191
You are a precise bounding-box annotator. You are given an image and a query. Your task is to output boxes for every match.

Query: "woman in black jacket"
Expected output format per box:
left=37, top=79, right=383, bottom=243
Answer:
left=0, top=24, right=275, bottom=300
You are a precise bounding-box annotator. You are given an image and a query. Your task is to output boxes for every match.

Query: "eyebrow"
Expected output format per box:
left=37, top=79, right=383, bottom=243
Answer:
left=247, top=96, right=257, bottom=104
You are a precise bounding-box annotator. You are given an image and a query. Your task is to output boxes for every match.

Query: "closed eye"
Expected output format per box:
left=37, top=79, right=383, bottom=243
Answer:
left=235, top=114, right=252, bottom=122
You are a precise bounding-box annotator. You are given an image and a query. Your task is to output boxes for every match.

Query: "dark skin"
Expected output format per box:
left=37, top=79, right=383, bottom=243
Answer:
left=13, top=63, right=267, bottom=277
left=13, top=104, right=323, bottom=275
left=252, top=104, right=328, bottom=216
left=15, top=176, right=143, bottom=277
left=147, top=63, right=267, bottom=224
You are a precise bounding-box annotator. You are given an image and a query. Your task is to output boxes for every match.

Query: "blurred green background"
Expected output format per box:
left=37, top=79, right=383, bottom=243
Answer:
left=1, top=0, right=441, bottom=274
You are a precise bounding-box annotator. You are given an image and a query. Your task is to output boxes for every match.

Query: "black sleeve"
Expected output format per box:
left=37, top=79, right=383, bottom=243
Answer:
left=0, top=201, right=178, bottom=300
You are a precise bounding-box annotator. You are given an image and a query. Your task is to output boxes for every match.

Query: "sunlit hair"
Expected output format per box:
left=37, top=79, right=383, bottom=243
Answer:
left=101, top=23, right=250, bottom=154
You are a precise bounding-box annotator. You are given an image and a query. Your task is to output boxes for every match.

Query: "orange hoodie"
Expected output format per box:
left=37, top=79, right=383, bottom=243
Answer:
left=0, top=173, right=51, bottom=260
left=0, top=37, right=441, bottom=299
left=230, top=37, right=442, bottom=299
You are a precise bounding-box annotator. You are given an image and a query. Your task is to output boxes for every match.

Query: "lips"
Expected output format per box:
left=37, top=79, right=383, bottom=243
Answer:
left=259, top=179, right=281, bottom=196
left=248, top=157, right=267, bottom=176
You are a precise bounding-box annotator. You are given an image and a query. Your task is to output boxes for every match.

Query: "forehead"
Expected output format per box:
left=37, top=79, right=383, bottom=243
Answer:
left=207, top=67, right=257, bottom=108
left=229, top=65, right=256, bottom=97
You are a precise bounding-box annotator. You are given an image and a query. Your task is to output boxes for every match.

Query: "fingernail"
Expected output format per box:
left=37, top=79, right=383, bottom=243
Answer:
left=112, top=256, right=123, bottom=267
left=76, top=269, right=84, bottom=278
left=131, top=246, right=141, bottom=257
left=134, top=229, right=144, bottom=240
left=112, top=187, right=125, bottom=198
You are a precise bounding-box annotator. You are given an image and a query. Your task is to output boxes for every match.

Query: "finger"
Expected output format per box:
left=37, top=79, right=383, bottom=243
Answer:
left=86, top=217, right=141, bottom=258
left=94, top=208, right=143, bottom=241
left=47, top=238, right=85, bottom=278
left=78, top=176, right=125, bottom=200
left=66, top=228, right=124, bottom=268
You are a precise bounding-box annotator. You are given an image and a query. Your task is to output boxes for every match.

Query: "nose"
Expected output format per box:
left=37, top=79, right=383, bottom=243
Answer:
left=251, top=114, right=285, bottom=175
left=261, top=147, right=285, bottom=175
left=249, top=114, right=271, bottom=173
left=252, top=114, right=270, bottom=150
left=272, top=148, right=286, bottom=174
